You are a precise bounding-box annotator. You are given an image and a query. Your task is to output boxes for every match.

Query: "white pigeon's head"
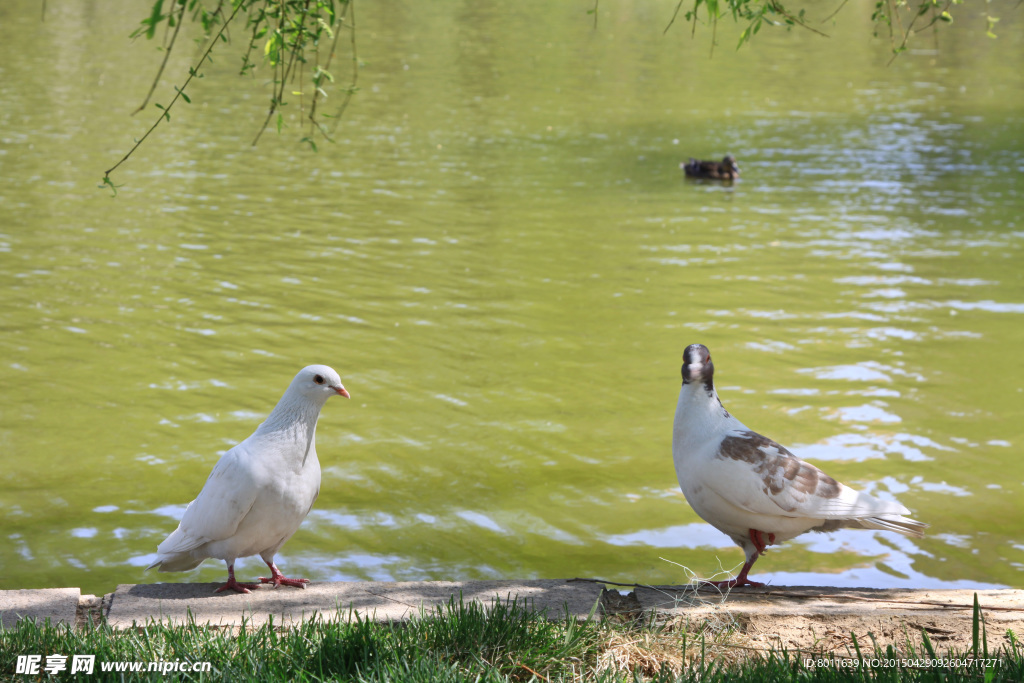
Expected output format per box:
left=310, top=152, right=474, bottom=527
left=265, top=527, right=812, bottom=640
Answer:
left=289, top=364, right=350, bottom=402
left=681, top=343, right=714, bottom=388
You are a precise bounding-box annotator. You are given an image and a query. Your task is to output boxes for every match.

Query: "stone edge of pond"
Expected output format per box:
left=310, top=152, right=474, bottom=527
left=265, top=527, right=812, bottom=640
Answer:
left=2, top=581, right=1023, bottom=654
left=0, top=588, right=82, bottom=630
left=625, top=584, right=1024, bottom=654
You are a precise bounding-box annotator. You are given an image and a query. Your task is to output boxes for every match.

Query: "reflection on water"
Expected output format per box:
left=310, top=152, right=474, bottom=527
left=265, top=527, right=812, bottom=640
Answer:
left=598, top=521, right=1009, bottom=590
left=0, top=0, right=1022, bottom=595
left=793, top=432, right=948, bottom=463
left=607, top=523, right=729, bottom=550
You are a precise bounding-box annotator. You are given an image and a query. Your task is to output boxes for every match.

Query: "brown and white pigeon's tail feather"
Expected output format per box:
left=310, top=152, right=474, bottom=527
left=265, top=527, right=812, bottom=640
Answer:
left=853, top=514, right=928, bottom=539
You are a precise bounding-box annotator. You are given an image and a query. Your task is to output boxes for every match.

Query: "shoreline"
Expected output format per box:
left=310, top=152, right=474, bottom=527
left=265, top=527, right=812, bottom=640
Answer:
left=3, top=580, right=1022, bottom=654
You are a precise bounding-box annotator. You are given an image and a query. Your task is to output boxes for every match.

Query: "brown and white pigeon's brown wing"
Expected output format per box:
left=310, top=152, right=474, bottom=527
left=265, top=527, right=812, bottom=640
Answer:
left=698, top=429, right=916, bottom=522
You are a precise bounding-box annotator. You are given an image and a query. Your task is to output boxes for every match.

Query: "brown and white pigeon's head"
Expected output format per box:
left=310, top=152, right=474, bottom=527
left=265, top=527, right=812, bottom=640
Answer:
left=681, top=343, right=714, bottom=387
left=290, top=364, right=350, bottom=402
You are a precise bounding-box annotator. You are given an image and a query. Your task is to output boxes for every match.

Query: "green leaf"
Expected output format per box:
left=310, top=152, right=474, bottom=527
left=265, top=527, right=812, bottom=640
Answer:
left=143, top=0, right=165, bottom=40
left=314, top=67, right=334, bottom=84
left=986, top=16, right=999, bottom=39
left=99, top=176, right=121, bottom=197
left=939, top=11, right=952, bottom=23
left=737, top=25, right=752, bottom=49
left=316, top=16, right=335, bottom=39
left=265, top=31, right=284, bottom=66
left=973, top=593, right=980, bottom=657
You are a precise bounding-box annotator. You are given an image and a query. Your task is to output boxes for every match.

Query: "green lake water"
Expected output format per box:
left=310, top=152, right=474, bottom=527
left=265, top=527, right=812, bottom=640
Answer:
left=1, top=0, right=1022, bottom=597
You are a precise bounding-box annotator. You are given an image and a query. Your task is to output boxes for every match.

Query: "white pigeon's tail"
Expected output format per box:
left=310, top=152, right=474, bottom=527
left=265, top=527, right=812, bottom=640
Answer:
left=146, top=527, right=207, bottom=572
left=851, top=514, right=928, bottom=539
left=146, top=553, right=205, bottom=573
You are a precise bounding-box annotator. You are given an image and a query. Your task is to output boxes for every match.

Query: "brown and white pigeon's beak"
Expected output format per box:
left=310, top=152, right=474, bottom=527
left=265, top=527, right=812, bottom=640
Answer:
left=335, top=386, right=351, bottom=399
left=684, top=363, right=703, bottom=382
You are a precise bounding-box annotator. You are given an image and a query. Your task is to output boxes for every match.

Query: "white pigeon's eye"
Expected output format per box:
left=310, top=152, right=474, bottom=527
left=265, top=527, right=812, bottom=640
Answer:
left=314, top=374, right=325, bottom=385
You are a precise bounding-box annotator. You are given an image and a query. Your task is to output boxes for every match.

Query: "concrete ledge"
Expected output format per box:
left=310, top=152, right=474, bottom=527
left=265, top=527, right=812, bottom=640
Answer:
left=4, top=579, right=1023, bottom=657
left=0, top=588, right=80, bottom=629
left=106, top=580, right=604, bottom=628
left=619, top=584, right=1024, bottom=654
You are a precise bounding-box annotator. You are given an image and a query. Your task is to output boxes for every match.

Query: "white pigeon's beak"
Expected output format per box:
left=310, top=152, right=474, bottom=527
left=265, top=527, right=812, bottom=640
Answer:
left=335, top=386, right=351, bottom=399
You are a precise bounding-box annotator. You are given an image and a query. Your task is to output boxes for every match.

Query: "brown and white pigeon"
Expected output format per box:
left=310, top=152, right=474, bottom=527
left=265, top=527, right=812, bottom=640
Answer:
left=672, top=344, right=926, bottom=588
left=147, top=365, right=350, bottom=594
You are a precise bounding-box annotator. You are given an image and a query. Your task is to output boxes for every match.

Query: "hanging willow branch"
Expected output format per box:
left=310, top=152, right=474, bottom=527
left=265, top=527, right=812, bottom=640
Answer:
left=131, top=0, right=190, bottom=114
left=664, top=0, right=989, bottom=55
left=103, top=0, right=359, bottom=191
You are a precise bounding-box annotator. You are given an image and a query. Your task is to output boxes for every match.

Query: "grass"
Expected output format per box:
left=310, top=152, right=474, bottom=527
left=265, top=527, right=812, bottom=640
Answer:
left=1, top=594, right=1022, bottom=681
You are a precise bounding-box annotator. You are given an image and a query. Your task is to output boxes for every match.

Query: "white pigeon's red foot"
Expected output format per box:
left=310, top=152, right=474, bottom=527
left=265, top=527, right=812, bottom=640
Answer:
left=259, top=562, right=310, bottom=589
left=260, top=576, right=310, bottom=588
left=214, top=565, right=260, bottom=594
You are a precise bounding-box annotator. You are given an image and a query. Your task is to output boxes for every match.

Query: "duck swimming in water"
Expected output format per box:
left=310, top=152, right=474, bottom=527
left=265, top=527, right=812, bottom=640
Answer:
left=682, top=155, right=739, bottom=180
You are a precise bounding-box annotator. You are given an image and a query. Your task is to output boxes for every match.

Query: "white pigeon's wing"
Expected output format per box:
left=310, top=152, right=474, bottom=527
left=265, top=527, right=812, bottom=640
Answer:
left=701, top=430, right=910, bottom=520
left=155, top=445, right=261, bottom=555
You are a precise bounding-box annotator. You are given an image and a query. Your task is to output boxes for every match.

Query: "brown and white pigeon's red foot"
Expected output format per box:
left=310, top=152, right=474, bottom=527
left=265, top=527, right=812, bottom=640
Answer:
left=749, top=529, right=775, bottom=555
left=214, top=564, right=260, bottom=594
left=705, top=529, right=776, bottom=589
left=259, top=561, right=310, bottom=589
left=705, top=560, right=763, bottom=589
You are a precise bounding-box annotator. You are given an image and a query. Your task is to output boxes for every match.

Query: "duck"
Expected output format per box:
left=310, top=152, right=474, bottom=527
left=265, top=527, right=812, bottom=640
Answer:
left=682, top=155, right=739, bottom=180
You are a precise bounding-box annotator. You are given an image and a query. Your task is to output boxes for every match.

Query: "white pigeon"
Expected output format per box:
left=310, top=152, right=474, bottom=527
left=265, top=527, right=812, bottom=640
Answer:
left=147, top=364, right=350, bottom=594
left=672, top=343, right=927, bottom=588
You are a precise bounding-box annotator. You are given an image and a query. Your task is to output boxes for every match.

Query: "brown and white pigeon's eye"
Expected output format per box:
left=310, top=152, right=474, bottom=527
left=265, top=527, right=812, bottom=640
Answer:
left=314, top=374, right=325, bottom=385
